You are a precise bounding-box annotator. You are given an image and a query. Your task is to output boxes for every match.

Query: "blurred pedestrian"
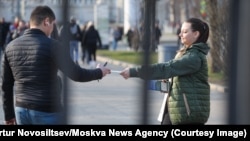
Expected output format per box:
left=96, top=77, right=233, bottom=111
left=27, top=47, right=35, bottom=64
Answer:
left=154, top=22, right=162, bottom=51
left=126, top=27, right=134, bottom=50
left=82, top=21, right=102, bottom=65
left=111, top=26, right=121, bottom=51
left=69, top=16, right=82, bottom=65
left=120, top=18, right=210, bottom=125
left=80, top=23, right=88, bottom=64
left=1, top=5, right=111, bottom=125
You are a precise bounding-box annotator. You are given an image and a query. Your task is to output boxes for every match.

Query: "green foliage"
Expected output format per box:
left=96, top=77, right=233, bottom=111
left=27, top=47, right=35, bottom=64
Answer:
left=97, top=50, right=158, bottom=65
left=208, top=61, right=225, bottom=85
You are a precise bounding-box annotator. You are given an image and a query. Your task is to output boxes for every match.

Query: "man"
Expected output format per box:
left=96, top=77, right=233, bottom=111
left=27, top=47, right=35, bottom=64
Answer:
left=111, top=26, right=121, bottom=51
left=1, top=5, right=110, bottom=125
left=59, top=17, right=81, bottom=65
left=69, top=16, right=82, bottom=65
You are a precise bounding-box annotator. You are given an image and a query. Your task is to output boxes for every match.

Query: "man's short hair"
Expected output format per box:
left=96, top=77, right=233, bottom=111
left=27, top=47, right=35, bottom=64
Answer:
left=30, top=5, right=56, bottom=26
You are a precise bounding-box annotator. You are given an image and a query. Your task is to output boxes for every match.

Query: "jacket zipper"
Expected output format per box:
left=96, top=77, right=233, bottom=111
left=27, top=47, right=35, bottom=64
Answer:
left=183, top=93, right=190, bottom=116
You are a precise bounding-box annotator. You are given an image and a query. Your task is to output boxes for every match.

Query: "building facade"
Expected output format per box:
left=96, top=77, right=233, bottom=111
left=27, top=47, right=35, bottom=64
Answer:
left=0, top=0, right=170, bottom=33
left=0, top=0, right=124, bottom=24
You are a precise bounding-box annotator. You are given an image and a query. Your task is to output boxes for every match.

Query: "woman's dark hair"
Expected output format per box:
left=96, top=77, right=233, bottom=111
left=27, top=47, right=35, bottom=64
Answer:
left=186, top=18, right=209, bottom=43
left=30, top=5, right=56, bottom=26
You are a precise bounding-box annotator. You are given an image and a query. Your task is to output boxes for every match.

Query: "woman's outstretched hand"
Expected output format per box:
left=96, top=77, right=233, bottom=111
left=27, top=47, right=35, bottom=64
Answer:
left=120, top=67, right=130, bottom=79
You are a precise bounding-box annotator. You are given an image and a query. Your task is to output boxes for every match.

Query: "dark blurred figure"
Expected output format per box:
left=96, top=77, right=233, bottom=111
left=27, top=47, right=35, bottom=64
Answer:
left=50, top=23, right=59, bottom=40
left=118, top=26, right=123, bottom=41
left=126, top=27, right=134, bottom=50
left=82, top=21, right=102, bottom=65
left=80, top=23, right=88, bottom=64
left=0, top=17, right=9, bottom=60
left=154, top=22, right=162, bottom=51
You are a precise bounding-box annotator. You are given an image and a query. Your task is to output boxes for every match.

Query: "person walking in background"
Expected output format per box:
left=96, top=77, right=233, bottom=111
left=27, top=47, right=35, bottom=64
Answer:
left=154, top=21, right=162, bottom=51
left=120, top=18, right=210, bottom=125
left=126, top=27, right=134, bottom=50
left=111, top=26, right=121, bottom=51
left=69, top=16, right=82, bottom=65
left=1, top=5, right=111, bottom=125
left=80, top=23, right=88, bottom=64
left=82, top=21, right=102, bottom=66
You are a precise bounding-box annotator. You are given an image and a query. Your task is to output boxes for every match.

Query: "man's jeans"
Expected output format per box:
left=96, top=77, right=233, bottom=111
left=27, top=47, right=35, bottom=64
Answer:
left=15, top=107, right=62, bottom=125
left=112, top=39, right=118, bottom=51
left=70, top=40, right=79, bottom=63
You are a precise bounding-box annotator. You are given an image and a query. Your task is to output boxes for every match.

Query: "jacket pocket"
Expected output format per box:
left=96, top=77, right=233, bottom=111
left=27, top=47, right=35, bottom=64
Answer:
left=183, top=93, right=190, bottom=116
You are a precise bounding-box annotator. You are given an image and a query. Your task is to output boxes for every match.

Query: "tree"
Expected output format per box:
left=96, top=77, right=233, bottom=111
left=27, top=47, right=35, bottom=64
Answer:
left=205, top=0, right=229, bottom=78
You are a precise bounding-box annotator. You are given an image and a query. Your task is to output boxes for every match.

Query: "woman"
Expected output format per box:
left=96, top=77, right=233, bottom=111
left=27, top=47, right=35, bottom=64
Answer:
left=120, top=18, right=210, bottom=125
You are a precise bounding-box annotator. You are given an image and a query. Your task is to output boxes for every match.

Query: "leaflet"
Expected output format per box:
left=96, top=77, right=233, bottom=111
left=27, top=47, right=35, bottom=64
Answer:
left=111, top=70, right=122, bottom=73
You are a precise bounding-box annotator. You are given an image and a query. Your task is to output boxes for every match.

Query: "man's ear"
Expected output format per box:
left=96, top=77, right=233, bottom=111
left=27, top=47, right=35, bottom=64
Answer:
left=44, top=18, right=50, bottom=26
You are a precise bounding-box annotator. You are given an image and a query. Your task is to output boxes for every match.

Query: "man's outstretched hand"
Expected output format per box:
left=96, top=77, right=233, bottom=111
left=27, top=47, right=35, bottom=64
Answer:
left=96, top=63, right=111, bottom=77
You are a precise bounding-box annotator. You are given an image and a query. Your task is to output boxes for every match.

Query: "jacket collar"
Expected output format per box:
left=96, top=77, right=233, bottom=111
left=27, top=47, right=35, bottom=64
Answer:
left=23, top=28, right=47, bottom=37
left=189, top=43, right=210, bottom=55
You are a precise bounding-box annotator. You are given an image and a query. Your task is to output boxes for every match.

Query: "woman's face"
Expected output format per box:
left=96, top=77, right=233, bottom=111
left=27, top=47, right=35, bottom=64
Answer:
left=179, top=22, right=199, bottom=47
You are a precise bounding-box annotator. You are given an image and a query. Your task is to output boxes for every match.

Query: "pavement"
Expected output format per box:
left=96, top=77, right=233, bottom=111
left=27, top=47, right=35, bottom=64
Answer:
left=0, top=32, right=228, bottom=125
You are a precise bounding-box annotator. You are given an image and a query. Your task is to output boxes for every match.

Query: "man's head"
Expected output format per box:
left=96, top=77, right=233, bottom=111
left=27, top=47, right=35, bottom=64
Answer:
left=70, top=16, right=76, bottom=24
left=29, top=5, right=56, bottom=36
